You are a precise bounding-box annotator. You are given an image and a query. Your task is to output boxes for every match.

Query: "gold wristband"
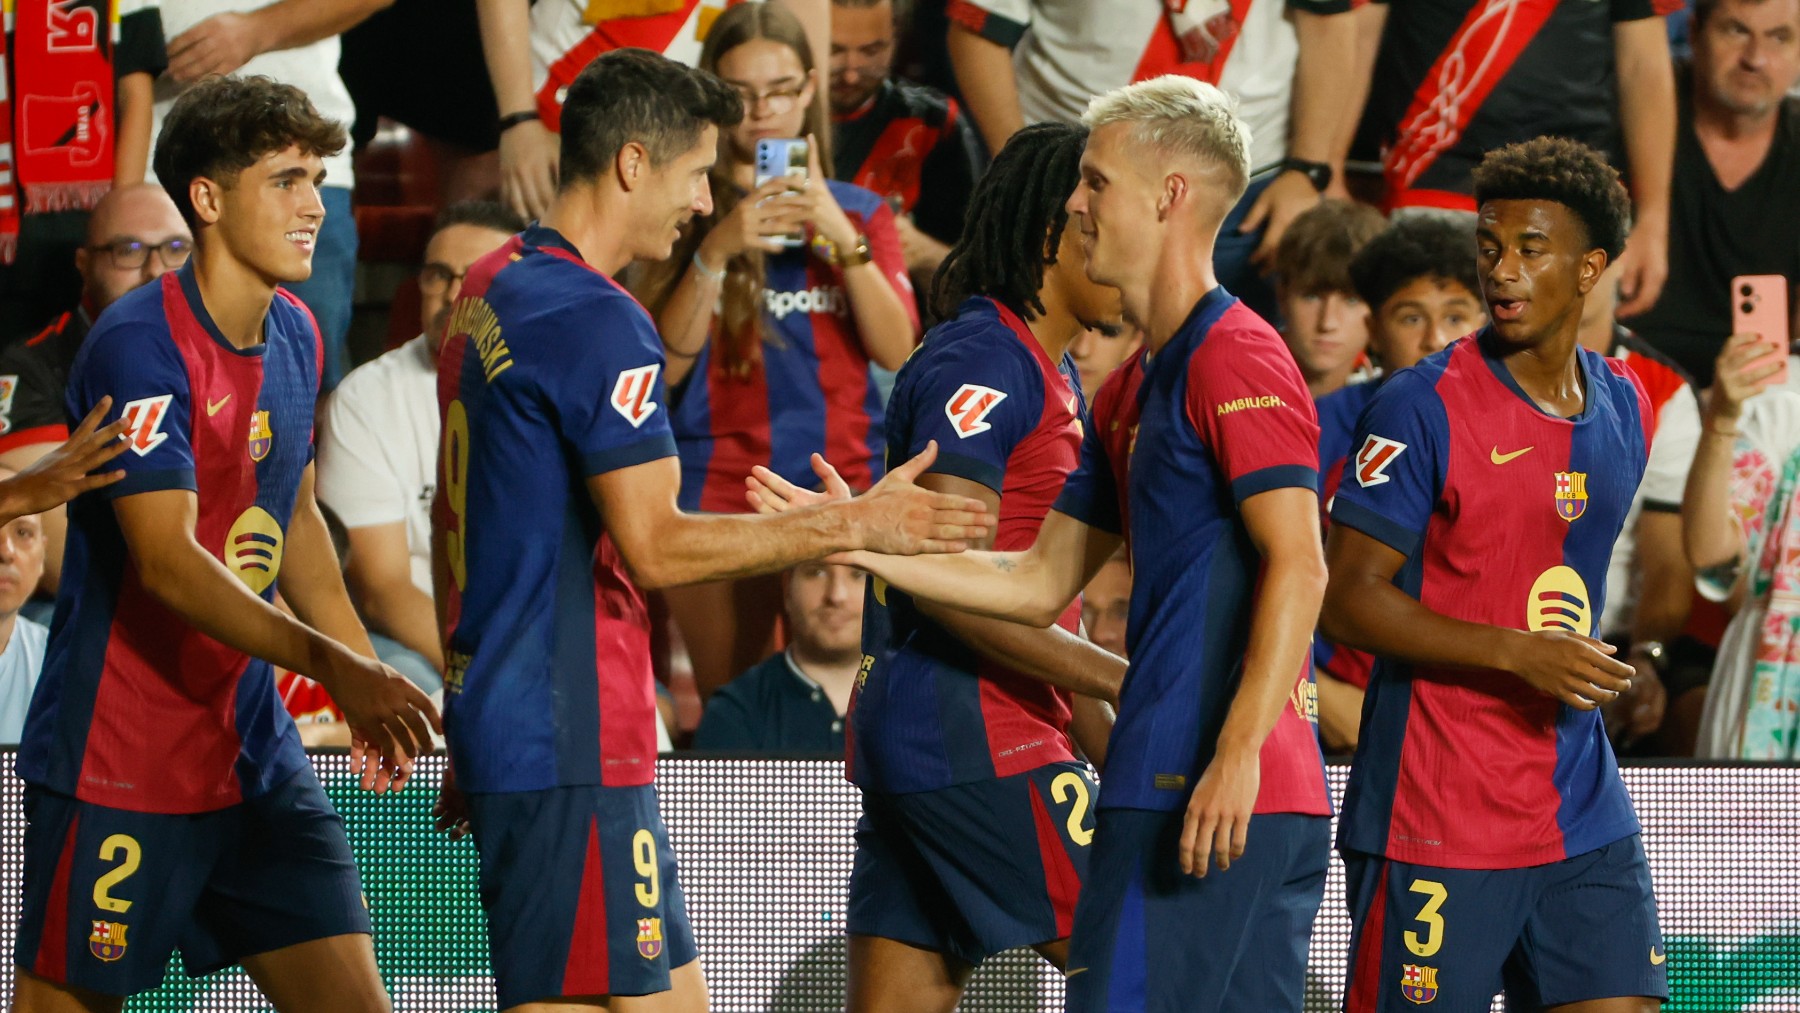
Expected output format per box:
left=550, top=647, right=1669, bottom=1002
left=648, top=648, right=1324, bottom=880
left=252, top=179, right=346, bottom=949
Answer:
left=833, top=234, right=873, bottom=269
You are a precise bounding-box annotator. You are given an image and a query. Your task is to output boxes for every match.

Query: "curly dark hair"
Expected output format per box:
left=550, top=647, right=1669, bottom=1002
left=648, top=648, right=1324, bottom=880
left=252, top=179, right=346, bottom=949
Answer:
left=1471, top=137, right=1632, bottom=262
left=560, top=47, right=744, bottom=187
left=1349, top=216, right=1482, bottom=313
left=931, top=121, right=1087, bottom=320
left=153, top=75, right=347, bottom=230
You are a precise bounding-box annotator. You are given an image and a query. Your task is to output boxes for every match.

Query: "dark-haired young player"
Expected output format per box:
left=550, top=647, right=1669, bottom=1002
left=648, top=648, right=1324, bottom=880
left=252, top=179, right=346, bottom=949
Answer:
left=836, top=121, right=1124, bottom=1013
left=1311, top=216, right=1488, bottom=749
left=1321, top=137, right=1666, bottom=1012
left=12, top=76, right=441, bottom=1013
left=429, top=48, right=989, bottom=1013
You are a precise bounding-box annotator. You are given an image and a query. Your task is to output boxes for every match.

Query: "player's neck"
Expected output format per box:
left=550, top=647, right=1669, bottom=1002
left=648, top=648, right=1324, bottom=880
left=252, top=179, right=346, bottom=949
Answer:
left=1492, top=316, right=1587, bottom=417
left=1138, top=243, right=1218, bottom=354
left=1026, top=286, right=1082, bottom=363
left=541, top=187, right=636, bottom=277
left=193, top=241, right=276, bottom=348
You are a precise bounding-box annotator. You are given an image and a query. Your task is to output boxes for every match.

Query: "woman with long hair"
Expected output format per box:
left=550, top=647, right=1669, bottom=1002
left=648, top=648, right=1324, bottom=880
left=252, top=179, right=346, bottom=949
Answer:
left=636, top=1, right=919, bottom=699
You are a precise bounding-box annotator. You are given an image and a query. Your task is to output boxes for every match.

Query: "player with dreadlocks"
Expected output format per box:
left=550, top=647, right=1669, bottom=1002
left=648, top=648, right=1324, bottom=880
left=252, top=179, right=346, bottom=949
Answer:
left=774, top=120, right=1126, bottom=1013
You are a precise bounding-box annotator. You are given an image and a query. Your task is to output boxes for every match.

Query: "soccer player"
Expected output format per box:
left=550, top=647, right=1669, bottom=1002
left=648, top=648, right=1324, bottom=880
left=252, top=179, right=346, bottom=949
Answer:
left=750, top=76, right=1334, bottom=1012
left=11, top=75, right=441, bottom=1013
left=841, top=121, right=1125, bottom=1013
left=1320, top=136, right=1665, bottom=1011
left=429, top=48, right=989, bottom=1013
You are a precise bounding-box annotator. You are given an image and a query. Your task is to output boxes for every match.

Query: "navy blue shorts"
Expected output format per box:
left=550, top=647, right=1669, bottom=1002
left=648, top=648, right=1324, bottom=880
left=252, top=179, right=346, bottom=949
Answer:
left=848, top=761, right=1096, bottom=966
left=466, top=782, right=697, bottom=1009
left=1065, top=809, right=1330, bottom=1013
left=1342, top=834, right=1668, bottom=1011
left=13, top=767, right=370, bottom=997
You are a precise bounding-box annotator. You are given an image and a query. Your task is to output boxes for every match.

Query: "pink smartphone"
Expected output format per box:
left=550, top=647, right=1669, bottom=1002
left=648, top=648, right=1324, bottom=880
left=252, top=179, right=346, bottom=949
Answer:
left=1734, top=275, right=1791, bottom=387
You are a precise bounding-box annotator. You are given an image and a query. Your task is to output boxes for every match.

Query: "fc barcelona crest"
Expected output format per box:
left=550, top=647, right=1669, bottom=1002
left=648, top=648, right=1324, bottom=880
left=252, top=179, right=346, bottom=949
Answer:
left=1554, top=471, right=1588, bottom=521
left=248, top=410, right=273, bottom=462
left=1400, top=963, right=1439, bottom=1005
left=89, top=920, right=128, bottom=962
left=636, top=917, right=664, bottom=960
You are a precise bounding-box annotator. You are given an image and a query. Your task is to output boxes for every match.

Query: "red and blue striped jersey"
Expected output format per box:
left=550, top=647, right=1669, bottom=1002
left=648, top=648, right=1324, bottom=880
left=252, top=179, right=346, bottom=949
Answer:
left=670, top=180, right=916, bottom=511
left=1314, top=378, right=1382, bottom=689
left=18, top=268, right=321, bottom=814
left=1053, top=288, right=1333, bottom=815
left=437, top=225, right=677, bottom=794
left=852, top=297, right=1084, bottom=793
left=1330, top=333, right=1651, bottom=868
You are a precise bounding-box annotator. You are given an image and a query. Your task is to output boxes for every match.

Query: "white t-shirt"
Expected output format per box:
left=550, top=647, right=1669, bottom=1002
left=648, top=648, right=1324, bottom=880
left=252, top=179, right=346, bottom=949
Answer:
left=948, top=0, right=1350, bottom=173
left=316, top=335, right=439, bottom=596
left=149, top=0, right=357, bottom=190
left=0, top=617, right=50, bottom=745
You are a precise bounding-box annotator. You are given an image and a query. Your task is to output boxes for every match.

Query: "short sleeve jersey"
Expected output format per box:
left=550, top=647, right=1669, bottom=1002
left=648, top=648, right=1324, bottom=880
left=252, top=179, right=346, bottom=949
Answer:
left=18, top=268, right=321, bottom=814
left=1330, top=333, right=1651, bottom=868
left=1355, top=0, right=1680, bottom=210
left=669, top=180, right=916, bottom=511
left=1052, top=288, right=1333, bottom=814
left=437, top=225, right=678, bottom=794
left=1314, top=377, right=1382, bottom=689
left=832, top=79, right=988, bottom=248
left=852, top=297, right=1085, bottom=793
left=947, top=0, right=1352, bottom=173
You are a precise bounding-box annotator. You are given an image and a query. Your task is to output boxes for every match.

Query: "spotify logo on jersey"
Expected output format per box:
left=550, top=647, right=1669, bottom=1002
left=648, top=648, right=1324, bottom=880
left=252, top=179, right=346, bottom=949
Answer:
left=226, top=506, right=285, bottom=594
left=1528, top=565, right=1592, bottom=635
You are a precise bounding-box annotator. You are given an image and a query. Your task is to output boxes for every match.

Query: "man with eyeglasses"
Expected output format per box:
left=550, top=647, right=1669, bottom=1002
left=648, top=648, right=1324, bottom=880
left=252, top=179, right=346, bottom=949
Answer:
left=316, top=201, right=524, bottom=695
left=0, top=183, right=192, bottom=595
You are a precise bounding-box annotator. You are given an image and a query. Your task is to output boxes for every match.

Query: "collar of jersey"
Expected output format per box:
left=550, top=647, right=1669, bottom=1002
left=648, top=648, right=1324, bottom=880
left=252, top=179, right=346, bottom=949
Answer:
left=1473, top=326, right=1596, bottom=425
left=1141, top=285, right=1232, bottom=371
left=178, top=265, right=268, bottom=358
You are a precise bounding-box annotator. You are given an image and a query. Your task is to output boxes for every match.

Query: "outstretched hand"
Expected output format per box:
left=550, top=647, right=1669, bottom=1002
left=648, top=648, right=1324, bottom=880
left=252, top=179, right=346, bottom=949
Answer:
left=743, top=443, right=990, bottom=555
left=340, top=662, right=445, bottom=794
left=0, top=397, right=130, bottom=522
left=745, top=452, right=851, bottom=514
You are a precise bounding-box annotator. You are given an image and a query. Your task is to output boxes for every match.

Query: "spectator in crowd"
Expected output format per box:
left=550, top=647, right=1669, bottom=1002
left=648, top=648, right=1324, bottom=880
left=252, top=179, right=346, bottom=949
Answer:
left=1574, top=267, right=1699, bottom=749
left=0, top=0, right=167, bottom=340
left=0, top=184, right=191, bottom=596
left=944, top=0, right=1358, bottom=319
left=1627, top=0, right=1800, bottom=384
left=1271, top=198, right=1385, bottom=399
left=1080, top=546, right=1130, bottom=660
left=0, top=476, right=48, bottom=745
left=691, top=561, right=862, bottom=752
left=474, top=0, right=828, bottom=220
left=1310, top=214, right=1486, bottom=752
left=635, top=1, right=919, bottom=699
left=1347, top=0, right=1678, bottom=318
left=150, top=0, right=393, bottom=391
left=1066, top=323, right=1144, bottom=405
left=1683, top=331, right=1800, bottom=759
left=316, top=201, right=524, bottom=694
left=830, top=0, right=987, bottom=288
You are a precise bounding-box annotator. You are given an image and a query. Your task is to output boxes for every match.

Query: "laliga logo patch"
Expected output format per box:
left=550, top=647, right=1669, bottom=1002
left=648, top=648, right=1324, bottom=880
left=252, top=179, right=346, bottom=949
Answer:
left=1355, top=434, right=1407, bottom=488
left=226, top=506, right=285, bottom=594
left=612, top=365, right=661, bottom=429
left=1528, top=565, right=1592, bottom=635
left=247, top=409, right=273, bottom=462
left=120, top=394, right=174, bottom=456
left=945, top=384, right=1006, bottom=438
left=637, top=916, right=664, bottom=960
left=89, top=920, right=128, bottom=962
left=1400, top=963, right=1439, bottom=1005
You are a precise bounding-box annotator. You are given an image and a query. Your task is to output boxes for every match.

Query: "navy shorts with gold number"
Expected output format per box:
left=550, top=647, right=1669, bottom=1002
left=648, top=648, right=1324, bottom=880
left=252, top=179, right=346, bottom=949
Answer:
left=848, top=760, right=1097, bottom=966
left=466, top=782, right=697, bottom=1009
left=13, top=767, right=371, bottom=997
left=1064, top=809, right=1331, bottom=1013
left=1342, top=834, right=1668, bottom=1012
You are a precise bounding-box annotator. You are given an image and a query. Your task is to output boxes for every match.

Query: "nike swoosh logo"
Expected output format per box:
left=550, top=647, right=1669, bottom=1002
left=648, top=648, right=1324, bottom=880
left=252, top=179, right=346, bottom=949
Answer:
left=1490, top=445, right=1534, bottom=465
left=1650, top=947, right=1666, bottom=966
left=206, top=395, right=231, bottom=416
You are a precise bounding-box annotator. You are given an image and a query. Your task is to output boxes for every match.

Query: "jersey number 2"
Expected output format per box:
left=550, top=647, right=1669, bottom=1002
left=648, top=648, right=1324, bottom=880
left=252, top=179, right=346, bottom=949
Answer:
left=1050, top=772, right=1094, bottom=847
left=92, top=834, right=142, bottom=914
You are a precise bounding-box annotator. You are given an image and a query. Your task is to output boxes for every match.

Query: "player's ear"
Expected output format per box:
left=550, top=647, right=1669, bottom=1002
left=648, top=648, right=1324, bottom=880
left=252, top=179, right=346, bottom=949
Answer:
left=189, top=176, right=224, bottom=227
left=1576, top=248, right=1608, bottom=296
left=1157, top=172, right=1187, bottom=222
left=616, top=141, right=649, bottom=192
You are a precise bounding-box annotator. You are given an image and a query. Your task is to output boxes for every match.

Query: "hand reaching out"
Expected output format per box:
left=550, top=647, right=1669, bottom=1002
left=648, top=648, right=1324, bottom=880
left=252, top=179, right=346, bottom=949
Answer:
left=743, top=443, right=990, bottom=555
left=0, top=397, right=129, bottom=523
left=333, top=657, right=444, bottom=794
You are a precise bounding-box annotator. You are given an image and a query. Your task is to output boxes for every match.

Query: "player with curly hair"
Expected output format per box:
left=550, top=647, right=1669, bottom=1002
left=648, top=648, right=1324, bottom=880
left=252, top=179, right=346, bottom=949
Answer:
left=1320, top=136, right=1668, bottom=1012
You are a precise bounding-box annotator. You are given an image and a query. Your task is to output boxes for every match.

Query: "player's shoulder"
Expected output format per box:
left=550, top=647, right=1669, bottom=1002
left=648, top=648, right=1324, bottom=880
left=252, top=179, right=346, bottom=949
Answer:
left=1200, top=298, right=1285, bottom=351
left=72, top=279, right=180, bottom=374
left=914, top=299, right=1036, bottom=367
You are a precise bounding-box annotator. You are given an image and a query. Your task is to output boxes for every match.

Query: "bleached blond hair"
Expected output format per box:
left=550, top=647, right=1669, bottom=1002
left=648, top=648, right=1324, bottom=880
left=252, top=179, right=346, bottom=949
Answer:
left=1081, top=76, right=1252, bottom=203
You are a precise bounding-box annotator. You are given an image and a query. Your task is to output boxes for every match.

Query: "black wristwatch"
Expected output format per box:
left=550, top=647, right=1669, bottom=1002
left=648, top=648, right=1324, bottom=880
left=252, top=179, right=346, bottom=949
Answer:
left=1280, top=157, right=1333, bottom=192
left=497, top=110, right=541, bottom=133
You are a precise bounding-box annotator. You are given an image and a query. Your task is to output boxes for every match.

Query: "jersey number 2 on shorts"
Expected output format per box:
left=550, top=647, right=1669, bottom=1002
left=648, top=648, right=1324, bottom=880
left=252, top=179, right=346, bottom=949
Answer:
left=93, top=834, right=142, bottom=914
left=633, top=828, right=660, bottom=908
left=1050, top=772, right=1094, bottom=847
left=1405, top=879, right=1447, bottom=958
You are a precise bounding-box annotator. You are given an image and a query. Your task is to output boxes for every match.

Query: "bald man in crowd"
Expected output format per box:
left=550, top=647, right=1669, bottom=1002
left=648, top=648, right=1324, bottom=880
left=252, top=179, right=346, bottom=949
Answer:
left=0, top=184, right=193, bottom=593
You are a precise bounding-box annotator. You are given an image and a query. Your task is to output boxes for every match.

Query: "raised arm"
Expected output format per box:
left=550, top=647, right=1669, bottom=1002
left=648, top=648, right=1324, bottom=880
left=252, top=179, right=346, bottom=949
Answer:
left=947, top=10, right=1025, bottom=157
left=476, top=0, right=559, bottom=217
left=1684, top=333, right=1784, bottom=569
left=1612, top=15, right=1677, bottom=317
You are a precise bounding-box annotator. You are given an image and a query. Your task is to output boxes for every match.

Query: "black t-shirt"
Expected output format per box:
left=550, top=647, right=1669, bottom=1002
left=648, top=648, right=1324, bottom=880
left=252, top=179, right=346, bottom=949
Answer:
left=1353, top=0, right=1670, bottom=207
left=1632, top=70, right=1800, bottom=386
left=0, top=308, right=89, bottom=451
left=831, top=78, right=987, bottom=248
